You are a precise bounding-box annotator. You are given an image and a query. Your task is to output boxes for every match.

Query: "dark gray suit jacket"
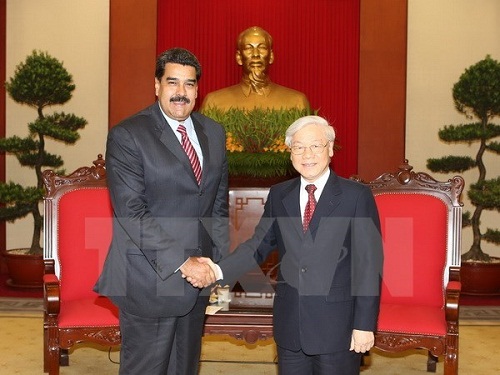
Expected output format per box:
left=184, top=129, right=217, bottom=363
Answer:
left=94, top=103, right=228, bottom=318
left=218, top=171, right=383, bottom=355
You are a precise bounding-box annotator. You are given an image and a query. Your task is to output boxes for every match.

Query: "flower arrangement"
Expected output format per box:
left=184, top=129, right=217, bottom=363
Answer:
left=202, top=107, right=313, bottom=178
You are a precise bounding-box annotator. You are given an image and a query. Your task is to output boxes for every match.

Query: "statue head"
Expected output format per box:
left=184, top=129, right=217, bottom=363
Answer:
left=236, top=26, right=275, bottom=84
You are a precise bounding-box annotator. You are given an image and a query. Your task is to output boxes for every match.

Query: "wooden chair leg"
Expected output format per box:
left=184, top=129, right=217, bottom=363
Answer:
left=427, top=352, right=437, bottom=372
left=59, top=349, right=69, bottom=366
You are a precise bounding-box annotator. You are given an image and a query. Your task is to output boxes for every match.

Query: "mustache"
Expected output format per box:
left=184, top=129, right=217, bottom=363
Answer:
left=170, top=95, right=190, bottom=104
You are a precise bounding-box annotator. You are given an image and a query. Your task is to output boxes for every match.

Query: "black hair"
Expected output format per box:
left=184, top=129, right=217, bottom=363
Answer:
left=155, top=48, right=202, bottom=81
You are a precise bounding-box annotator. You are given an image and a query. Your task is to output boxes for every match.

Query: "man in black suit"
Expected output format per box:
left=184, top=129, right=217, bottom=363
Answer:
left=94, top=48, right=228, bottom=374
left=189, top=115, right=383, bottom=374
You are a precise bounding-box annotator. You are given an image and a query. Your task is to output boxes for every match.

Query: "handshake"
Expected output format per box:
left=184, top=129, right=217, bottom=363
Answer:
left=180, top=256, right=221, bottom=288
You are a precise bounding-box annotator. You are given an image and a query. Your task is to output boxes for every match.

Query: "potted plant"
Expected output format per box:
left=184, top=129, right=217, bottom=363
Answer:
left=1, top=50, right=87, bottom=287
left=426, top=55, right=500, bottom=295
left=202, top=107, right=327, bottom=186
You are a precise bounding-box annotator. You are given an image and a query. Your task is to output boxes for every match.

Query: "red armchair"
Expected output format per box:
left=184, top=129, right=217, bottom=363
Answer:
left=42, top=155, right=120, bottom=375
left=356, top=160, right=464, bottom=375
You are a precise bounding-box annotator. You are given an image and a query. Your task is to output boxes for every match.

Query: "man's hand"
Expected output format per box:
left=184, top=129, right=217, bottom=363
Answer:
left=349, top=329, right=374, bottom=353
left=180, top=257, right=216, bottom=288
left=196, top=257, right=222, bottom=280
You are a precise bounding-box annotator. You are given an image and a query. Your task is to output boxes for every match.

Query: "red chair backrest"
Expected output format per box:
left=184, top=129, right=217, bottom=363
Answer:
left=375, top=193, right=447, bottom=308
left=57, top=187, right=113, bottom=301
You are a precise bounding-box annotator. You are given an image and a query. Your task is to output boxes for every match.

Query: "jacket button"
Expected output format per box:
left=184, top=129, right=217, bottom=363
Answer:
left=301, top=267, right=307, bottom=273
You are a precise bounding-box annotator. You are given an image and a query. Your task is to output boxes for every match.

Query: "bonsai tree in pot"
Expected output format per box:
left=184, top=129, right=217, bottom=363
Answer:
left=426, top=55, right=500, bottom=294
left=1, top=50, right=87, bottom=286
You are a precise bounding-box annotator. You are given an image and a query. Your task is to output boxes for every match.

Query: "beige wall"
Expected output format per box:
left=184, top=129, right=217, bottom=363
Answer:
left=5, top=0, right=109, bottom=249
left=5, top=0, right=500, bottom=257
left=406, top=0, right=500, bottom=257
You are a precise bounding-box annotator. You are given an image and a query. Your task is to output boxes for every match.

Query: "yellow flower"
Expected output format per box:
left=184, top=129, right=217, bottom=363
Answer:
left=264, top=138, right=288, bottom=153
left=226, top=132, right=244, bottom=152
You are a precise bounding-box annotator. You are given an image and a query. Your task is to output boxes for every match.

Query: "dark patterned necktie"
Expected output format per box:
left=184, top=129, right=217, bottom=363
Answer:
left=303, top=184, right=317, bottom=232
left=177, top=124, right=202, bottom=185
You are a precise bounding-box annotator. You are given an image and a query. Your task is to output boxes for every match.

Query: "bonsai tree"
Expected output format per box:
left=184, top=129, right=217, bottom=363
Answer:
left=427, top=55, right=500, bottom=262
left=1, top=50, right=87, bottom=255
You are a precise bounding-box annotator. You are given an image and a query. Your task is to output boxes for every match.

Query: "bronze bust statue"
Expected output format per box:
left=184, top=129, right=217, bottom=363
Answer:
left=201, top=26, right=310, bottom=111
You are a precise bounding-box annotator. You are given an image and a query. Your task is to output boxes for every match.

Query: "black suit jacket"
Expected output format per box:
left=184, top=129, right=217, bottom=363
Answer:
left=94, top=103, right=228, bottom=318
left=219, top=171, right=383, bottom=354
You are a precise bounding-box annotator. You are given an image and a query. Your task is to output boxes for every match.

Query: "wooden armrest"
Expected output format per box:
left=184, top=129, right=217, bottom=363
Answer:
left=445, top=279, right=461, bottom=323
left=43, top=272, right=60, bottom=315
left=448, top=266, right=460, bottom=282
left=44, top=258, right=56, bottom=275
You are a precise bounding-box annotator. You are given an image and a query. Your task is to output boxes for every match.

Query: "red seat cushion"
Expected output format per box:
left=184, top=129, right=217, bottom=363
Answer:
left=377, top=303, right=446, bottom=336
left=58, top=296, right=119, bottom=328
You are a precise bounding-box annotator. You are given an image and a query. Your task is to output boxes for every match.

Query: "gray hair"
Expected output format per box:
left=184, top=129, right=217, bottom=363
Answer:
left=285, top=115, right=336, bottom=146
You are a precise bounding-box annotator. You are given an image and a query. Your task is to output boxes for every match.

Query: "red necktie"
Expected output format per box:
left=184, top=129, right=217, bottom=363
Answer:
left=303, top=184, right=317, bottom=232
left=177, top=124, right=202, bottom=185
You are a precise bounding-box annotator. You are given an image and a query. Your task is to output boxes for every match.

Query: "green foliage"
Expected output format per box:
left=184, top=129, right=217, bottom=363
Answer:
left=1, top=50, right=87, bottom=254
left=438, top=123, right=500, bottom=142
left=462, top=211, right=472, bottom=227
left=453, top=55, right=500, bottom=120
left=227, top=151, right=292, bottom=178
left=427, top=55, right=500, bottom=261
left=483, top=229, right=500, bottom=245
left=202, top=107, right=314, bottom=177
left=468, top=177, right=500, bottom=210
left=488, top=141, right=500, bottom=154
left=427, top=155, right=475, bottom=173
left=5, top=50, right=75, bottom=108
left=0, top=183, right=42, bottom=222
left=29, top=113, right=86, bottom=143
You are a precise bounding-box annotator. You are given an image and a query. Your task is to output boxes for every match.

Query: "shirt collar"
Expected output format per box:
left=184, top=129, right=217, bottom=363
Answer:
left=300, top=169, right=330, bottom=197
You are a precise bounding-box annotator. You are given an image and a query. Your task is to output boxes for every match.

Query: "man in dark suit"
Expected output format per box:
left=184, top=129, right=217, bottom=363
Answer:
left=94, top=48, right=228, bottom=374
left=189, top=115, right=383, bottom=374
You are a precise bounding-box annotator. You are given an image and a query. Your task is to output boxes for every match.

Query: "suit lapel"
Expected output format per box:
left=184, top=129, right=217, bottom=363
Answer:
left=308, top=172, right=342, bottom=236
left=282, top=179, right=303, bottom=237
left=154, top=105, right=203, bottom=186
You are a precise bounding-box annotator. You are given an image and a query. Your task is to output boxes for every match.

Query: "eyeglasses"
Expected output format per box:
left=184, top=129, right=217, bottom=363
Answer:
left=290, top=141, right=330, bottom=155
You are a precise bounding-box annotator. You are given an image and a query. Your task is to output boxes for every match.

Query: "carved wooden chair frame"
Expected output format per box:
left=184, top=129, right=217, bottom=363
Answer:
left=354, top=160, right=464, bottom=375
left=43, top=155, right=120, bottom=375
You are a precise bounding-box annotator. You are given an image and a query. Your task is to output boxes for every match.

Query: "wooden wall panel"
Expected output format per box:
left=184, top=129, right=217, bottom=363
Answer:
left=358, top=0, right=407, bottom=180
left=109, top=0, right=157, bottom=127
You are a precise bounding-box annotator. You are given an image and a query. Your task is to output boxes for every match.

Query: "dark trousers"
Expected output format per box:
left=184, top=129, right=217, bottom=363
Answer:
left=118, top=297, right=208, bottom=375
left=277, top=345, right=361, bottom=375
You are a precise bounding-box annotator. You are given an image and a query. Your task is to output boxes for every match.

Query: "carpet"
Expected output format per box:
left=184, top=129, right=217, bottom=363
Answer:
left=2, top=316, right=500, bottom=374
left=0, top=297, right=43, bottom=317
